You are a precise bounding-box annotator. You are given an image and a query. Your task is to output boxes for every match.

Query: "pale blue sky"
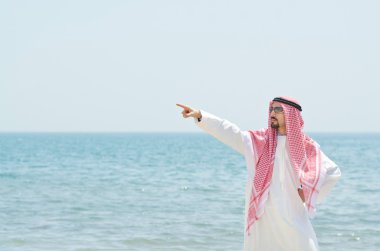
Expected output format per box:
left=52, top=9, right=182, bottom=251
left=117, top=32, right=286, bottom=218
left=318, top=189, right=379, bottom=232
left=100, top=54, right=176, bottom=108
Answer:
left=1, top=0, right=378, bottom=132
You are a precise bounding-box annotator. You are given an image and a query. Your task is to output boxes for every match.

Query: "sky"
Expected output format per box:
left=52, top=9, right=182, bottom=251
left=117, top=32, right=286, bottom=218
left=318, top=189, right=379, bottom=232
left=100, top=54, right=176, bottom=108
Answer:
left=1, top=0, right=378, bottom=133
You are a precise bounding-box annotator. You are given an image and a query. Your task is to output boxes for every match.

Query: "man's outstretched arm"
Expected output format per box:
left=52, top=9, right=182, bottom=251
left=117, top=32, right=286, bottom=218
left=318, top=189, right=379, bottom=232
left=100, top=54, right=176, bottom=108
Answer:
left=176, top=103, right=245, bottom=155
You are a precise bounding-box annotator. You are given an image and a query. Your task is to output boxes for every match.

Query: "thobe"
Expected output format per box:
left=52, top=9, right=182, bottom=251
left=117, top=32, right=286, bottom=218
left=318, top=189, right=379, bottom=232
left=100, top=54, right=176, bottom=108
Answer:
left=195, top=111, right=341, bottom=251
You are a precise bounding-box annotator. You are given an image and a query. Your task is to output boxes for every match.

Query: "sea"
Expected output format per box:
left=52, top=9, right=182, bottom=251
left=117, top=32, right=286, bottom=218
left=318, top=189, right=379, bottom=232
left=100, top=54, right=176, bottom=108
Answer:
left=0, top=133, right=379, bottom=251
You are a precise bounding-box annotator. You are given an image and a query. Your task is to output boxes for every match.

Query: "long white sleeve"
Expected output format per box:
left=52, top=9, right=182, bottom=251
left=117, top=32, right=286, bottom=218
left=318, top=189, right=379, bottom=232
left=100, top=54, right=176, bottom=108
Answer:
left=317, top=152, right=341, bottom=204
left=194, top=110, right=245, bottom=155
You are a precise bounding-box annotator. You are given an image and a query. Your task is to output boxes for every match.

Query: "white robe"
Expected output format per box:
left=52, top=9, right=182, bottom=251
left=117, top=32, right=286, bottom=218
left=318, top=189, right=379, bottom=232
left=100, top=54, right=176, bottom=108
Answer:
left=195, top=111, right=341, bottom=251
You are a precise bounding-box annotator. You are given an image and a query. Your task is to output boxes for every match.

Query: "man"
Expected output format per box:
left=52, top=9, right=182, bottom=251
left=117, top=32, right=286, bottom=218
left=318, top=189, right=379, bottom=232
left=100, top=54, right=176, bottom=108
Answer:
left=176, top=97, right=341, bottom=251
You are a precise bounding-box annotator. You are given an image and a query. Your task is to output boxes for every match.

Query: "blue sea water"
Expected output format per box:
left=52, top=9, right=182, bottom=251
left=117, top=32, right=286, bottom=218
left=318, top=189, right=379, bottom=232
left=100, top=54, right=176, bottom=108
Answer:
left=0, top=133, right=379, bottom=251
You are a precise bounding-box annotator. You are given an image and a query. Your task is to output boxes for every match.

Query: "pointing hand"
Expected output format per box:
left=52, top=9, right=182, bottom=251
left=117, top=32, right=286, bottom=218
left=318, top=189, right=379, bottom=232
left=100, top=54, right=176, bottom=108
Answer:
left=176, top=103, right=202, bottom=120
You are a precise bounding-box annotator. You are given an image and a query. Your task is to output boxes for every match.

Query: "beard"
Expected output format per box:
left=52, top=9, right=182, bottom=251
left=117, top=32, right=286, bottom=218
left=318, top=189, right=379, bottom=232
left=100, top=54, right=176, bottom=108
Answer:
left=271, top=119, right=279, bottom=129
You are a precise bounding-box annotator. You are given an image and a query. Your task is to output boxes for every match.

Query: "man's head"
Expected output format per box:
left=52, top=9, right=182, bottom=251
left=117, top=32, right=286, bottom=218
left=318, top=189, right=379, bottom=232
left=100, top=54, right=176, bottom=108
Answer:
left=269, top=97, right=303, bottom=135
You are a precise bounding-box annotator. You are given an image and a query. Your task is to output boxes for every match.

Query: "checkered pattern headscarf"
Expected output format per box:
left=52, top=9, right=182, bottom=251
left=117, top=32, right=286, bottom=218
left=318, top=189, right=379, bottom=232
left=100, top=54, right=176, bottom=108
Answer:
left=246, top=97, right=322, bottom=235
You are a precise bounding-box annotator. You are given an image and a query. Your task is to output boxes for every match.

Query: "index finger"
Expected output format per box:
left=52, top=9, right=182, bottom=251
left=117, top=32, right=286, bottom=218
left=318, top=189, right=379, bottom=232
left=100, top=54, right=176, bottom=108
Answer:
left=176, top=103, right=190, bottom=110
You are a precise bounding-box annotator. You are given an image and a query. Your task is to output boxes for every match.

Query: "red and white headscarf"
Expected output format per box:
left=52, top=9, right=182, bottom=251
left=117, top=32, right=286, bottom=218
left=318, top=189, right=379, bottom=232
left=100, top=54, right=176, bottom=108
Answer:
left=246, top=97, right=322, bottom=235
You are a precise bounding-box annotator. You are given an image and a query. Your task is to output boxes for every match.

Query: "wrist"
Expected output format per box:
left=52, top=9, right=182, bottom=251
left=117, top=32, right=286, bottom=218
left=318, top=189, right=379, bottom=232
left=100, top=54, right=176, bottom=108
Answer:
left=196, top=110, right=202, bottom=122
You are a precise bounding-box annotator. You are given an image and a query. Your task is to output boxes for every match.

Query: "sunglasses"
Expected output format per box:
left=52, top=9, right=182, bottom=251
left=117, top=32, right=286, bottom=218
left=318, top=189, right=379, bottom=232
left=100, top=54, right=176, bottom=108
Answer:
left=269, top=106, right=284, bottom=113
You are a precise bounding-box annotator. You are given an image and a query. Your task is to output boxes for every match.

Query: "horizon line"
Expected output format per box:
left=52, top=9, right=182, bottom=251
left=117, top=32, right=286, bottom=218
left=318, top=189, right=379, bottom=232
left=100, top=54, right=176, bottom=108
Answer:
left=0, top=131, right=379, bottom=134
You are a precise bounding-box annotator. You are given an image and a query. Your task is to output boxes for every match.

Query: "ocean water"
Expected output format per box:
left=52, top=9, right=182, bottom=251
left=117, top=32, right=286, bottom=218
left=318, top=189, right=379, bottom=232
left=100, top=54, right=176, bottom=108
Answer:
left=0, top=133, right=379, bottom=251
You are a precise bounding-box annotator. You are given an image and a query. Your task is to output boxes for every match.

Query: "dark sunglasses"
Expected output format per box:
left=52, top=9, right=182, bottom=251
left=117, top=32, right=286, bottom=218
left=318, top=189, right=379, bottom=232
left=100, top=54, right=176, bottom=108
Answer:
left=269, top=107, right=284, bottom=113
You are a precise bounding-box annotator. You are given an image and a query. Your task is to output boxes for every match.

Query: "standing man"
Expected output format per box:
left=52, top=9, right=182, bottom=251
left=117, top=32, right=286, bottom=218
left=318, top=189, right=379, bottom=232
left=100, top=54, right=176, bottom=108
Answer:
left=176, top=97, right=341, bottom=251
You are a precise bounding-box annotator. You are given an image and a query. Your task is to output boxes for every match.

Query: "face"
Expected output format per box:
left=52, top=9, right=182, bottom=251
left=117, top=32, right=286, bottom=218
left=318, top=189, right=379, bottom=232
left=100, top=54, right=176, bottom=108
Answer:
left=270, top=101, right=286, bottom=130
